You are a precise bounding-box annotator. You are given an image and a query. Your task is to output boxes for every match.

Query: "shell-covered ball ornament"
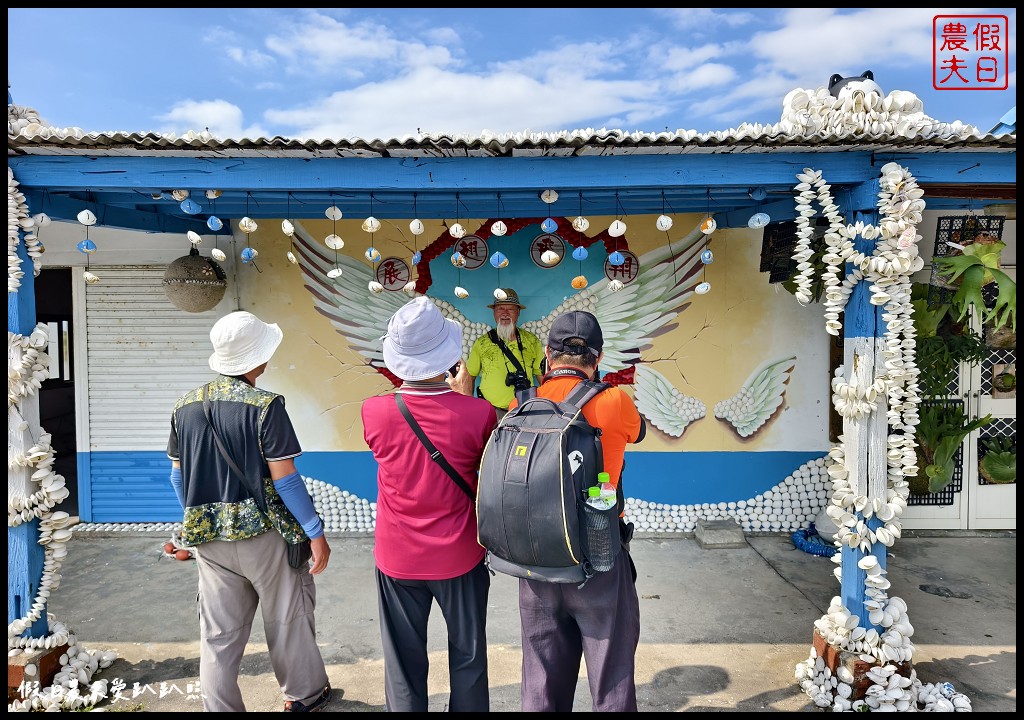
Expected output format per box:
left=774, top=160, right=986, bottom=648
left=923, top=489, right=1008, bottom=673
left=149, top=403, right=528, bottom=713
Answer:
left=365, top=247, right=382, bottom=263
left=571, top=275, right=588, bottom=289
left=490, top=251, right=509, bottom=269
left=491, top=220, right=508, bottom=237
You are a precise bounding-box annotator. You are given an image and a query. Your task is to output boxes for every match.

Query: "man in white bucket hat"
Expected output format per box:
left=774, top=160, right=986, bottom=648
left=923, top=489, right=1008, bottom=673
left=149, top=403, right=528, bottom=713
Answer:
left=361, top=296, right=497, bottom=711
left=167, top=310, right=332, bottom=712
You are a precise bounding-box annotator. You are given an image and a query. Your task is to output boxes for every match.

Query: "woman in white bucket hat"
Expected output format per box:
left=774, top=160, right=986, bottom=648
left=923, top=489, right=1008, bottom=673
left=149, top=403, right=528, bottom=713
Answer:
left=362, top=296, right=498, bottom=711
left=167, top=310, right=332, bottom=712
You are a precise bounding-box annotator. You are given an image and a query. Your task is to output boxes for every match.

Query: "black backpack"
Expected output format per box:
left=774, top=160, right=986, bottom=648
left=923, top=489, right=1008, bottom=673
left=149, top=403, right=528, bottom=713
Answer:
left=476, top=380, right=621, bottom=587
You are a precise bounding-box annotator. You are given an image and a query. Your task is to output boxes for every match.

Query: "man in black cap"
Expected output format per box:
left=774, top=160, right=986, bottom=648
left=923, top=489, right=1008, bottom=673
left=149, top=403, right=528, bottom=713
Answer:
left=508, top=309, right=646, bottom=712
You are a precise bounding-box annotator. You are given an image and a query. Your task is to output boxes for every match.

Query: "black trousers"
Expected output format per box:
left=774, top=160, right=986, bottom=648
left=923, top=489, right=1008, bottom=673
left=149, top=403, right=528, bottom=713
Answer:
left=375, top=561, right=491, bottom=712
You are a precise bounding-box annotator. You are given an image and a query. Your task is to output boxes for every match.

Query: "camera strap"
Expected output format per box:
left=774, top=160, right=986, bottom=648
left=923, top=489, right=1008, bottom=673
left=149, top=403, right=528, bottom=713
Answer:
left=395, top=393, right=475, bottom=502
left=488, top=328, right=528, bottom=376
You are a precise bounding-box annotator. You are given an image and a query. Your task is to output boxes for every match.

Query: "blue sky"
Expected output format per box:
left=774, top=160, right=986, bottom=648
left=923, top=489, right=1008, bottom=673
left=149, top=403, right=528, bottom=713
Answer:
left=8, top=8, right=1017, bottom=140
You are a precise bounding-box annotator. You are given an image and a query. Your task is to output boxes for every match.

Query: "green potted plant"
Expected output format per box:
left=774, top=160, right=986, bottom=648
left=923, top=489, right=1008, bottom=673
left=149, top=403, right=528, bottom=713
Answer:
left=911, top=403, right=994, bottom=495
left=911, top=283, right=986, bottom=397
left=979, top=436, right=1016, bottom=485
left=932, top=232, right=1016, bottom=333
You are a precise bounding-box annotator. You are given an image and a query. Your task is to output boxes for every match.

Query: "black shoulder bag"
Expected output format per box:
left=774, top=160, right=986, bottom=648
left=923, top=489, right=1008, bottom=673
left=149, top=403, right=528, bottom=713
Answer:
left=395, top=393, right=475, bottom=501
left=203, top=384, right=312, bottom=569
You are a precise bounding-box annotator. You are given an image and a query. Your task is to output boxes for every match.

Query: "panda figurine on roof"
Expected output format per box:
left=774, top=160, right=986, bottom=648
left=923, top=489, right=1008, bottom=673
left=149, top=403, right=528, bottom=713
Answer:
left=828, top=70, right=881, bottom=98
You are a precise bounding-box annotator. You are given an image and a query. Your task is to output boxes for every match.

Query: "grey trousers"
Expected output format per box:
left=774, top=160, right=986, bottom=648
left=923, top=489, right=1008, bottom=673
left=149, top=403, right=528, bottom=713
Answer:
left=194, top=530, right=329, bottom=712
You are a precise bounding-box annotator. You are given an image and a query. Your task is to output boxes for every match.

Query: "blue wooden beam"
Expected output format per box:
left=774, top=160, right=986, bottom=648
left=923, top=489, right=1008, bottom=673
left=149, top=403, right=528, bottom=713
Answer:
left=20, top=191, right=227, bottom=235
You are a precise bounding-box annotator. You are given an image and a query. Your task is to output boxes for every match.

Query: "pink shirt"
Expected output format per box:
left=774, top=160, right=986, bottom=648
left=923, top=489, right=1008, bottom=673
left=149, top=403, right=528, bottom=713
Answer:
left=362, top=388, right=497, bottom=580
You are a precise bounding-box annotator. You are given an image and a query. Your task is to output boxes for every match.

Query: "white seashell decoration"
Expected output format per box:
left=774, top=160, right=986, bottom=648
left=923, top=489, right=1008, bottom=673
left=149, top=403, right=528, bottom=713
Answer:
left=211, top=248, right=227, bottom=262
left=572, top=216, right=590, bottom=232
left=286, top=251, right=298, bottom=264
left=449, top=222, right=466, bottom=239
left=327, top=267, right=343, bottom=279
left=540, top=249, right=560, bottom=265
left=362, top=216, right=381, bottom=233
left=281, top=219, right=295, bottom=237
left=700, top=216, right=717, bottom=234
left=454, top=286, right=469, bottom=299
left=83, top=271, right=100, bottom=284
left=450, top=251, right=467, bottom=268
left=368, top=280, right=384, bottom=294
left=607, top=279, right=624, bottom=292
left=205, top=189, right=222, bottom=199
left=365, top=247, right=382, bottom=263
left=491, top=220, right=508, bottom=236
left=325, top=205, right=343, bottom=221
left=608, top=219, right=627, bottom=237
left=239, top=216, right=258, bottom=234
left=403, top=280, right=418, bottom=295
left=540, top=189, right=559, bottom=204
left=409, top=218, right=425, bottom=235
left=493, top=288, right=508, bottom=301
left=325, top=234, right=344, bottom=250
left=171, top=189, right=190, bottom=201
left=656, top=215, right=673, bottom=231
left=695, top=281, right=711, bottom=295
left=187, top=231, right=202, bottom=246
left=76, top=209, right=97, bottom=226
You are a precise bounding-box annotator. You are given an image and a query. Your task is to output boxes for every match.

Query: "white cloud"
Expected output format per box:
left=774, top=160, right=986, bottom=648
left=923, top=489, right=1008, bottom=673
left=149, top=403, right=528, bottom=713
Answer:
left=656, top=8, right=757, bottom=29
left=157, top=99, right=267, bottom=139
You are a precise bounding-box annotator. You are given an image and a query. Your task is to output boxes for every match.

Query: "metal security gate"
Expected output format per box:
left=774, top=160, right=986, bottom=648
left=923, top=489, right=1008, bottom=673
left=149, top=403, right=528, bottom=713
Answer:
left=76, top=266, right=235, bottom=521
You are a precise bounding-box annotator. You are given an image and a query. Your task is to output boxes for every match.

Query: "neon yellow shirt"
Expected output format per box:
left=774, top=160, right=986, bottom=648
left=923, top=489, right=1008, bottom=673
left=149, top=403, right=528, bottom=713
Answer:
left=466, top=328, right=544, bottom=409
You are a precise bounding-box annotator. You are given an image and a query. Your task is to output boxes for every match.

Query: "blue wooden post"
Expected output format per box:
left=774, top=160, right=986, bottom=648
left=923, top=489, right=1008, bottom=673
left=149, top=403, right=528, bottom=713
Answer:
left=8, top=233, right=48, bottom=637
left=838, top=201, right=889, bottom=630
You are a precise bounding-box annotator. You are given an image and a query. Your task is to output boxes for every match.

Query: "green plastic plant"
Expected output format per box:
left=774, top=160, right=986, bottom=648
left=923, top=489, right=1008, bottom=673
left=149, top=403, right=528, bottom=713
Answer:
left=911, top=283, right=986, bottom=397
left=979, top=436, right=1016, bottom=484
left=911, top=403, right=994, bottom=494
left=933, top=238, right=1016, bottom=332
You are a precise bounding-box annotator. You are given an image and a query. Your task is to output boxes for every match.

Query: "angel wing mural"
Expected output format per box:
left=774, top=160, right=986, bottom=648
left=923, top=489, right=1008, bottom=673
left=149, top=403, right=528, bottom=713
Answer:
left=713, top=356, right=797, bottom=437
left=293, top=217, right=707, bottom=384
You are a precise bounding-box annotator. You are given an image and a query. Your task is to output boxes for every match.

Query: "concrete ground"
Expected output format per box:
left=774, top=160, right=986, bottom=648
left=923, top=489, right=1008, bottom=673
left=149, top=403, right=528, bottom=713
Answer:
left=39, top=531, right=1015, bottom=712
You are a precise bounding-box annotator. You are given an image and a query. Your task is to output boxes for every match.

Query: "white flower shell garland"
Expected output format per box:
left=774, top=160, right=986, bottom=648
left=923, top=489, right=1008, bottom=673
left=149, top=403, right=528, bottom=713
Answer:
left=789, top=165, right=969, bottom=711
left=8, top=167, right=45, bottom=293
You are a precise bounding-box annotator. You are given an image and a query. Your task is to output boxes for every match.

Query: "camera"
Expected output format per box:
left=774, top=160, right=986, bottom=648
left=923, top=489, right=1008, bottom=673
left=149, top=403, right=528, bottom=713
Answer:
left=505, top=370, right=531, bottom=391
left=448, top=361, right=461, bottom=377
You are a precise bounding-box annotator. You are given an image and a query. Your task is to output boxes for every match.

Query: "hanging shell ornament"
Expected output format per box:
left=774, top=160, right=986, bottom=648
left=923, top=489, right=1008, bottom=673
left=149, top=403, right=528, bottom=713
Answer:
left=207, top=216, right=224, bottom=232
left=409, top=218, right=425, bottom=235
left=325, top=234, right=345, bottom=250
left=656, top=214, right=673, bottom=231
left=403, top=280, right=418, bottom=296
left=187, top=231, right=203, bottom=246
left=493, top=288, right=508, bottom=301
left=454, top=286, right=470, bottom=299
left=211, top=248, right=227, bottom=262
left=571, top=216, right=590, bottom=232
left=607, top=279, right=624, bottom=292
left=327, top=267, right=343, bottom=279
left=241, top=247, right=259, bottom=264
left=700, top=216, right=717, bottom=234
left=365, top=247, right=382, bottom=263
left=449, top=223, right=466, bottom=239
left=701, top=249, right=714, bottom=264
left=541, top=189, right=559, bottom=204
left=325, top=205, right=343, bottom=221
left=571, top=275, right=588, bottom=289
left=608, top=251, right=625, bottom=266
left=205, top=189, right=222, bottom=200
left=748, top=212, right=770, bottom=228
left=540, top=249, right=560, bottom=265
left=77, top=209, right=97, bottom=226
left=83, top=271, right=100, bottom=285
left=33, top=213, right=51, bottom=227
left=286, top=251, right=298, bottom=265
left=412, top=251, right=423, bottom=265
left=450, top=251, right=467, bottom=268
left=239, top=217, right=258, bottom=234
left=541, top=217, right=558, bottom=233
left=491, top=220, right=508, bottom=236
left=572, top=246, right=589, bottom=261
left=695, top=281, right=711, bottom=295
left=490, top=251, right=509, bottom=269
left=151, top=192, right=165, bottom=200
left=281, top=219, right=295, bottom=237
left=368, top=280, right=385, bottom=294
left=171, top=189, right=190, bottom=201
left=608, top=219, right=627, bottom=238
left=362, top=216, right=381, bottom=233
left=76, top=239, right=97, bottom=254
left=180, top=198, right=201, bottom=215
